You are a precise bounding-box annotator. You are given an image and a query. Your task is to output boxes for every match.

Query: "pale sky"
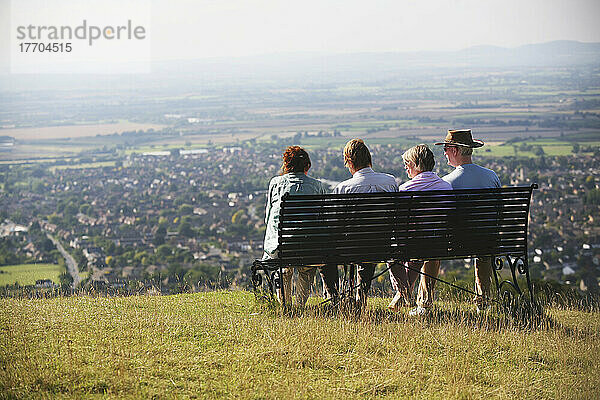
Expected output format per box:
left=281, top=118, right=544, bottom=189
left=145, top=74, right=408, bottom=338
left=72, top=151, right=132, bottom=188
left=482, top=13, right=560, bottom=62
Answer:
left=149, top=0, right=600, bottom=59
left=1, top=0, right=599, bottom=72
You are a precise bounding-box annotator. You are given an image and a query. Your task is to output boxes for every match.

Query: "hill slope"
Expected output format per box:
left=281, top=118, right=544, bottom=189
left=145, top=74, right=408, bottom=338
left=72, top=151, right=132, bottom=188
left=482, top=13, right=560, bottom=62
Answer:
left=1, top=291, right=599, bottom=399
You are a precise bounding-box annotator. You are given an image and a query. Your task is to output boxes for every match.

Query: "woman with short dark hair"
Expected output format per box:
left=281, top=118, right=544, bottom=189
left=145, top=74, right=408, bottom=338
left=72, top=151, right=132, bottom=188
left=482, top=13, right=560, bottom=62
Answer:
left=263, top=146, right=326, bottom=306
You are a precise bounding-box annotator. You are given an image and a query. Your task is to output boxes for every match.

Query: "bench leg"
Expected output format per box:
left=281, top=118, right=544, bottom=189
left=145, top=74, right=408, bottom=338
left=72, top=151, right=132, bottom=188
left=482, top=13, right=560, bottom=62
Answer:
left=251, top=261, right=262, bottom=294
left=520, top=259, right=535, bottom=304
left=250, top=260, right=285, bottom=305
left=492, top=257, right=501, bottom=296
left=493, top=255, right=535, bottom=304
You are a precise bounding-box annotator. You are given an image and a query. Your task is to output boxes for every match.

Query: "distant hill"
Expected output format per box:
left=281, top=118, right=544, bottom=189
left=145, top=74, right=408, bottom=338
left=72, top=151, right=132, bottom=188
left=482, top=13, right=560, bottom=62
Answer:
left=154, top=40, right=600, bottom=72
left=455, top=41, right=600, bottom=68
left=1, top=41, right=599, bottom=91
left=150, top=40, right=600, bottom=83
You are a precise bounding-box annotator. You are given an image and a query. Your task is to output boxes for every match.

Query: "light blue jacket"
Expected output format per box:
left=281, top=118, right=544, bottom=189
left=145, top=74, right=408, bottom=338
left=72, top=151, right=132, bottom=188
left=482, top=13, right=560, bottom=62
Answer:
left=442, top=163, right=501, bottom=189
left=263, top=173, right=327, bottom=258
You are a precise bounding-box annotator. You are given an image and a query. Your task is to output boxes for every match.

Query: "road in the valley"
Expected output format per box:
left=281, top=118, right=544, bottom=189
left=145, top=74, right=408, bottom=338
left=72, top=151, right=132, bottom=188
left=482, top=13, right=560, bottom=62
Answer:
left=47, top=234, right=81, bottom=289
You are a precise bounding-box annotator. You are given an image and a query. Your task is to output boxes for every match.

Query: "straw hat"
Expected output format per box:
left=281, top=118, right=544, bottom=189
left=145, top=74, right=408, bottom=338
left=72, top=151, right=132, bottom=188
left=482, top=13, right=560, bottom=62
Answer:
left=435, top=129, right=484, bottom=148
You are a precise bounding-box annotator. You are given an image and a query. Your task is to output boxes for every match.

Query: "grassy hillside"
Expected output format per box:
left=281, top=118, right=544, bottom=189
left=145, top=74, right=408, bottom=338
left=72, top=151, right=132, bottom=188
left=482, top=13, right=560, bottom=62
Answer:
left=1, top=291, right=599, bottom=399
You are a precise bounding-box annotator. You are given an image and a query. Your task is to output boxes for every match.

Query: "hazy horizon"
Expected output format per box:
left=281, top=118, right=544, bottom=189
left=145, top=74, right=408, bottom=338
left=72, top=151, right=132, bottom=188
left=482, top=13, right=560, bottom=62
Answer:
left=1, top=0, right=600, bottom=74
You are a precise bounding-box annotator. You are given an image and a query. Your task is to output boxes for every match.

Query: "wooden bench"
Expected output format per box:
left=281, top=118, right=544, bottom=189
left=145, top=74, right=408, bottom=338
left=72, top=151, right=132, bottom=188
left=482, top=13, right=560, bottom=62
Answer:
left=251, top=184, right=538, bottom=307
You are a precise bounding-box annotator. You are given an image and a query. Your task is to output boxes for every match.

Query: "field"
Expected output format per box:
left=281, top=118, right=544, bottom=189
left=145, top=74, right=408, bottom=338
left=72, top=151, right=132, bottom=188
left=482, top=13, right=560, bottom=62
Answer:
left=50, top=161, right=117, bottom=171
left=484, top=139, right=600, bottom=157
left=0, top=263, right=64, bottom=286
left=1, top=291, right=598, bottom=399
left=85, top=135, right=600, bottom=161
left=1, top=122, right=166, bottom=141
left=1, top=97, right=598, bottom=162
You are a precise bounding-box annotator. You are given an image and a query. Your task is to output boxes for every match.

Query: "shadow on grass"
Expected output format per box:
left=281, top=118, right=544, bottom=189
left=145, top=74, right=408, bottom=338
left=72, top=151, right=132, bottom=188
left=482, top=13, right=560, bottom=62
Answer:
left=255, top=293, right=598, bottom=339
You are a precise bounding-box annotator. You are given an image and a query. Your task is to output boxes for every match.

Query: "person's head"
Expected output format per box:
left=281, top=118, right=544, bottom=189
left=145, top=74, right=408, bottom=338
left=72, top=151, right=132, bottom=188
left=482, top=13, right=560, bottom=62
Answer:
left=435, top=129, right=483, bottom=167
left=281, top=146, right=311, bottom=174
left=343, top=139, right=372, bottom=174
left=443, top=144, right=473, bottom=167
left=402, top=144, right=435, bottom=179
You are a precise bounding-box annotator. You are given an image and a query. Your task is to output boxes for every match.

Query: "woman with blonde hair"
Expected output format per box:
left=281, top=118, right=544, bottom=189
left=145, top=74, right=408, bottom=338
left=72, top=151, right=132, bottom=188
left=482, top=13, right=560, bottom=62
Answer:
left=388, top=144, right=451, bottom=316
left=263, top=146, right=327, bottom=307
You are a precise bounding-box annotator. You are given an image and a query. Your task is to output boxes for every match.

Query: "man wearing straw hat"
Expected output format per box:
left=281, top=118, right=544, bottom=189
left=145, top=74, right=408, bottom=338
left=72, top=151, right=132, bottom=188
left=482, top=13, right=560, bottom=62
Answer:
left=435, top=129, right=501, bottom=312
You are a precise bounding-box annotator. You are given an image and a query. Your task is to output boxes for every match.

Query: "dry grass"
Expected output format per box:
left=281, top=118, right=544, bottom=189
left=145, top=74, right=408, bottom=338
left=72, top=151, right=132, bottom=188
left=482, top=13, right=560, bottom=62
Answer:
left=0, top=291, right=598, bottom=399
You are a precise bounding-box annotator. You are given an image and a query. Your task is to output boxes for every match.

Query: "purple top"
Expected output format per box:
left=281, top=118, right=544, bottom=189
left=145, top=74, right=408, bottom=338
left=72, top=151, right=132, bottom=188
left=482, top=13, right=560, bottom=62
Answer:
left=399, top=171, right=452, bottom=191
